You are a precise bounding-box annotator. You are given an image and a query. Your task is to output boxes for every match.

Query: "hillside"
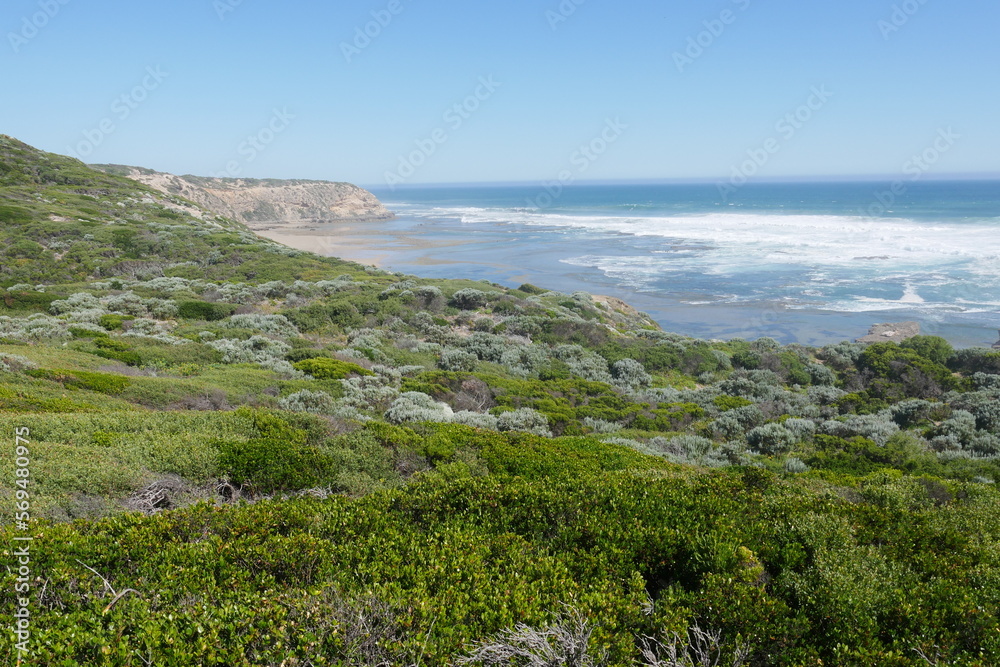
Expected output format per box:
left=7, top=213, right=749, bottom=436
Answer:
left=2, top=136, right=1000, bottom=665
left=92, top=163, right=395, bottom=228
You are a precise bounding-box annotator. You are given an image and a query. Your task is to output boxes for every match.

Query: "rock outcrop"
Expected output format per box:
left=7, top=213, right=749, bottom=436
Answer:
left=856, top=321, right=921, bottom=344
left=92, top=165, right=394, bottom=227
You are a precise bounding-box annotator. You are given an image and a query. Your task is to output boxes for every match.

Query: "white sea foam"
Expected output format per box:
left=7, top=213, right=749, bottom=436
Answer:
left=407, top=205, right=1000, bottom=279
left=397, top=203, right=1000, bottom=322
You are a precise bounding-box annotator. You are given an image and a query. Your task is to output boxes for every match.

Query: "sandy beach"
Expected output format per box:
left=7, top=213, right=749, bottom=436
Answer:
left=253, top=221, right=475, bottom=269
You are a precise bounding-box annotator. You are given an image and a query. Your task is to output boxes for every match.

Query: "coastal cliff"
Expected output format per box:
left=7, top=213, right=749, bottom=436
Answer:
left=91, top=165, right=394, bottom=228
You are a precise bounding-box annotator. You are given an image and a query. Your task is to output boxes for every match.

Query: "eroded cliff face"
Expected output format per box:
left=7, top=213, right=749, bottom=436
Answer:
left=102, top=167, right=394, bottom=227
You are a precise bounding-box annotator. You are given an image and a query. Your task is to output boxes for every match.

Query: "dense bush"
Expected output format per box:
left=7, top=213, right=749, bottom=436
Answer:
left=293, top=356, right=373, bottom=380
left=746, top=423, right=796, bottom=455
left=385, top=391, right=455, bottom=424
left=450, top=288, right=490, bottom=310
left=177, top=300, right=238, bottom=321
left=278, top=389, right=335, bottom=414
left=216, top=437, right=331, bottom=493
left=439, top=347, right=479, bottom=372
left=496, top=407, right=552, bottom=437
left=611, top=358, right=652, bottom=390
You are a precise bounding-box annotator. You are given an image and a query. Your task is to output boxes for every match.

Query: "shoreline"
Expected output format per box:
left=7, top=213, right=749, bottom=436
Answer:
left=255, top=223, right=475, bottom=269
left=251, top=217, right=1000, bottom=350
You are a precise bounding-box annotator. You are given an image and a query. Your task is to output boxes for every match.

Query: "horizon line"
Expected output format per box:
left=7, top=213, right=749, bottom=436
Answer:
left=362, top=172, right=1000, bottom=191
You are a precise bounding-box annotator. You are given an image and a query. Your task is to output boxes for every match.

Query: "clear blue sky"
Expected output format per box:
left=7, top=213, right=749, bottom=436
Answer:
left=2, top=0, right=997, bottom=186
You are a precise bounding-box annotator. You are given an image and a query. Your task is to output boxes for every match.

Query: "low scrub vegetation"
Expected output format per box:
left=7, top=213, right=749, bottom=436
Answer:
left=1, top=136, right=999, bottom=664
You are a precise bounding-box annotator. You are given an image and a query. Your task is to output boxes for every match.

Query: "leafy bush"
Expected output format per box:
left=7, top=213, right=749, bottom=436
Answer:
left=439, top=347, right=479, bottom=372
left=385, top=391, right=454, bottom=424
left=450, top=288, right=490, bottom=310
left=27, top=368, right=131, bottom=395
left=98, top=313, right=134, bottom=330
left=453, top=410, right=501, bottom=430
left=746, top=423, right=796, bottom=455
left=216, top=437, right=331, bottom=493
left=294, top=356, right=373, bottom=380
left=0, top=352, right=36, bottom=373
left=517, top=283, right=547, bottom=295
left=610, top=358, right=652, bottom=390
left=901, top=335, right=954, bottom=365
left=820, top=413, right=899, bottom=446
left=177, top=300, right=238, bottom=321
left=497, top=407, right=552, bottom=437
left=223, top=313, right=300, bottom=337
left=278, top=390, right=335, bottom=414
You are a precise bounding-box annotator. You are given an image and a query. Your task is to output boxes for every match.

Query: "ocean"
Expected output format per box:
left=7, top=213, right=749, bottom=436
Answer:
left=354, top=180, right=1000, bottom=348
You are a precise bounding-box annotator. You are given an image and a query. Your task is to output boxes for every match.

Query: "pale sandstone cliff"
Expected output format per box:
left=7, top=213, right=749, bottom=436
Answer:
left=93, top=166, right=394, bottom=228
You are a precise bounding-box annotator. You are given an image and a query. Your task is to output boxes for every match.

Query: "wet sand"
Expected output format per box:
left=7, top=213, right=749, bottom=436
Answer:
left=255, top=221, right=474, bottom=268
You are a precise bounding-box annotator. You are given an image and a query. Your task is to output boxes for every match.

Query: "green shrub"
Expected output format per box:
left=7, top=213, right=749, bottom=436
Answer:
left=294, top=356, right=374, bottom=380
left=714, top=395, right=753, bottom=412
left=216, top=437, right=332, bottom=493
left=69, top=326, right=108, bottom=339
left=26, top=368, right=131, bottom=395
left=285, top=348, right=331, bottom=363
left=0, top=290, right=58, bottom=312
left=98, top=313, right=135, bottom=331
left=177, top=300, right=238, bottom=321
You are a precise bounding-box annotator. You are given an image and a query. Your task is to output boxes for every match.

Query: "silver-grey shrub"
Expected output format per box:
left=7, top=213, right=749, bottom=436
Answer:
left=452, top=411, right=500, bottom=430
left=611, top=358, right=652, bottom=390
left=649, top=435, right=713, bottom=460
left=439, top=348, right=479, bottom=372
left=553, top=345, right=612, bottom=384
left=499, top=345, right=550, bottom=377
left=223, top=313, right=300, bottom=337
left=206, top=335, right=291, bottom=365
left=783, top=418, right=817, bottom=441
left=450, top=288, right=489, bottom=310
left=746, top=423, right=797, bottom=455
left=49, top=292, right=102, bottom=314
left=820, top=413, right=899, bottom=446
left=279, top=390, right=335, bottom=414
left=385, top=392, right=454, bottom=424
left=497, top=408, right=552, bottom=438
left=338, top=375, right=400, bottom=413
left=462, top=332, right=509, bottom=363
left=711, top=404, right=765, bottom=440
left=0, top=314, right=72, bottom=340
left=582, top=417, right=621, bottom=434
left=784, top=457, right=810, bottom=473
left=0, top=353, right=36, bottom=373
left=458, top=607, right=603, bottom=667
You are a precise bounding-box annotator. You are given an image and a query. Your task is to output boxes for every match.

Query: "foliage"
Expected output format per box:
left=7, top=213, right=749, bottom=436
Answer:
left=294, top=356, right=374, bottom=380
left=5, top=135, right=1000, bottom=665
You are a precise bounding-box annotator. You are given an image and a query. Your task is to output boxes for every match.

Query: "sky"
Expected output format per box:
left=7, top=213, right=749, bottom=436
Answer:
left=2, top=0, right=998, bottom=187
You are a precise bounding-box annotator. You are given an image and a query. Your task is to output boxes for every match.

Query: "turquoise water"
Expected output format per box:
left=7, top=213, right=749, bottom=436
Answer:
left=364, top=181, right=1000, bottom=348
